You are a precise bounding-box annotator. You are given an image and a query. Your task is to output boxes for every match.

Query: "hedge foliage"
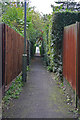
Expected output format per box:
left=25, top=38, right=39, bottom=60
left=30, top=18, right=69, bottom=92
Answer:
left=43, top=11, right=80, bottom=81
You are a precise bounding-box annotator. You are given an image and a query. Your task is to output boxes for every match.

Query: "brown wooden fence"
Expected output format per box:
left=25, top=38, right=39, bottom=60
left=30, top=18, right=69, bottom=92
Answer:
left=2, top=24, right=26, bottom=90
left=63, top=22, right=80, bottom=98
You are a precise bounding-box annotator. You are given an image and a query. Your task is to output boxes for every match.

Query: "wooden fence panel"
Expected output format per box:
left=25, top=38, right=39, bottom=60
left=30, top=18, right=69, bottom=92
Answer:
left=63, top=23, right=80, bottom=98
left=2, top=24, right=25, bottom=88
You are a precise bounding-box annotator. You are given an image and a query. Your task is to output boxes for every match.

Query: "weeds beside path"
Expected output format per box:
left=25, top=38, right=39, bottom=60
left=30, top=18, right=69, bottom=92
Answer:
left=3, top=56, right=76, bottom=118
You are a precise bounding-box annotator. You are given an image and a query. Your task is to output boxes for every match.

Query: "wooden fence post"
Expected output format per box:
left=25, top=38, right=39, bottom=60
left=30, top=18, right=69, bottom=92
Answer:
left=75, top=21, right=78, bottom=108
left=2, top=24, right=5, bottom=95
left=0, top=24, right=2, bottom=89
left=0, top=23, right=2, bottom=112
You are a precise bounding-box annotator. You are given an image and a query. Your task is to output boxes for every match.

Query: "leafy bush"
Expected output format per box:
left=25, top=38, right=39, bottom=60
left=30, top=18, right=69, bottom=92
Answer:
left=2, top=76, right=23, bottom=108
left=39, top=45, right=41, bottom=55
left=47, top=66, right=53, bottom=72
left=2, top=6, right=24, bottom=35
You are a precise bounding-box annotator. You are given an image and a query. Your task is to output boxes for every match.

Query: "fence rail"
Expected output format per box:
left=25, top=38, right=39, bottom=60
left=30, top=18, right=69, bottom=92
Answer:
left=2, top=24, right=26, bottom=91
left=63, top=22, right=80, bottom=98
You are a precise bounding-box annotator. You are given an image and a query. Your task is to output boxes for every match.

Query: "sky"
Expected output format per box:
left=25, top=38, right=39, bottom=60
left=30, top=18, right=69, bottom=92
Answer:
left=29, top=0, right=80, bottom=14
left=29, top=0, right=56, bottom=14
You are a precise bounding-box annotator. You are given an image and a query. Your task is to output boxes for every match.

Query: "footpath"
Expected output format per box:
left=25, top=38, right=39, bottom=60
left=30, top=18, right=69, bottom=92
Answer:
left=3, top=56, right=75, bottom=118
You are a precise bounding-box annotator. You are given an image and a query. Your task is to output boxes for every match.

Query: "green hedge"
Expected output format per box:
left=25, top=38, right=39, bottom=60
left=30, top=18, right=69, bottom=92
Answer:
left=39, top=45, right=41, bottom=55
left=30, top=41, right=36, bottom=58
left=42, top=11, right=80, bottom=81
left=51, top=11, right=80, bottom=80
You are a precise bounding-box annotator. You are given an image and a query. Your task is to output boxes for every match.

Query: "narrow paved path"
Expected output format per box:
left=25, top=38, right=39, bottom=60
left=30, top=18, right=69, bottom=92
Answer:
left=3, top=56, right=74, bottom=118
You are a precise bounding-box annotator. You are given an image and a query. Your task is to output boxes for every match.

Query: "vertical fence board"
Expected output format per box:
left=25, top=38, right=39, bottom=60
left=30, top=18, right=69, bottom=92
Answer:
left=0, top=24, right=2, bottom=88
left=77, top=23, right=80, bottom=98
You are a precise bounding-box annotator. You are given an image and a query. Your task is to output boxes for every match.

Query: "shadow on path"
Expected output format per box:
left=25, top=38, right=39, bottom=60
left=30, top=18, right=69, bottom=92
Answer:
left=3, top=57, right=75, bottom=118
